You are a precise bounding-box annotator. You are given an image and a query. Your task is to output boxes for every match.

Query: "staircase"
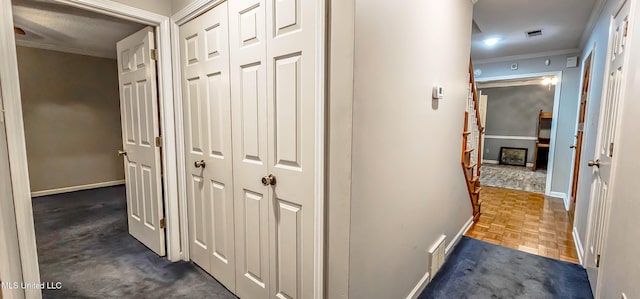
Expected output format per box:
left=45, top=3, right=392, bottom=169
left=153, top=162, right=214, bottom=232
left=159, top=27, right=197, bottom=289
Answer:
left=462, top=59, right=484, bottom=221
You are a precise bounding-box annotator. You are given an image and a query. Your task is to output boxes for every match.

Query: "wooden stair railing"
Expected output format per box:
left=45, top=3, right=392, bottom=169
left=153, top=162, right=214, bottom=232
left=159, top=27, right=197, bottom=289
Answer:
left=462, top=58, right=484, bottom=222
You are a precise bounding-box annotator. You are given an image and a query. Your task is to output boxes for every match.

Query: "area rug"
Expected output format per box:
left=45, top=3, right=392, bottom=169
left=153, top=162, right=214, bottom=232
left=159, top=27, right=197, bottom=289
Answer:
left=480, top=164, right=546, bottom=194
left=419, top=236, right=593, bottom=299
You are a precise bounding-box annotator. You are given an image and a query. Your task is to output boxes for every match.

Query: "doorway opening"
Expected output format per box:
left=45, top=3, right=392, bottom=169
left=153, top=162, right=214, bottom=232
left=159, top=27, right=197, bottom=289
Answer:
left=475, top=73, right=561, bottom=195
left=9, top=0, right=229, bottom=297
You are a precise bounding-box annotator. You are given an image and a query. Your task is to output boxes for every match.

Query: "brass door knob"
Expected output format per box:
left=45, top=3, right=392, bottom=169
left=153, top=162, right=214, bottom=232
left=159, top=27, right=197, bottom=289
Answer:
left=194, top=160, right=206, bottom=168
left=261, top=174, right=276, bottom=186
left=117, top=149, right=127, bottom=156
left=588, top=159, right=600, bottom=168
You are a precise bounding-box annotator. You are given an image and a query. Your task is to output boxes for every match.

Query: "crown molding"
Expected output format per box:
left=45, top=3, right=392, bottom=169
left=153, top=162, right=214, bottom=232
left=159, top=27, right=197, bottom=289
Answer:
left=473, top=48, right=580, bottom=65
left=579, top=0, right=609, bottom=49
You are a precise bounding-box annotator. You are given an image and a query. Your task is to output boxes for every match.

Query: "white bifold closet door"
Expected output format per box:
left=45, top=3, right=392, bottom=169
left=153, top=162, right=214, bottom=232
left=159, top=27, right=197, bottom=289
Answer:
left=181, top=0, right=321, bottom=297
left=179, top=3, right=237, bottom=291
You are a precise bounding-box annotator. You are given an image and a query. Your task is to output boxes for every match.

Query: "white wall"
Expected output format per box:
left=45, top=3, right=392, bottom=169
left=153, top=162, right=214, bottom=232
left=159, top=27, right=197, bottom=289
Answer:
left=583, top=0, right=640, bottom=298
left=474, top=54, right=581, bottom=196
left=17, top=47, right=124, bottom=193
left=573, top=0, right=619, bottom=264
left=349, top=1, right=473, bottom=298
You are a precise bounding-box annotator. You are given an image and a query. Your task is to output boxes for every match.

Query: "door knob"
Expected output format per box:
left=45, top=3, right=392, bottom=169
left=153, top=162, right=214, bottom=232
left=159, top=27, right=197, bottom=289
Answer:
left=569, top=145, right=576, bottom=149
left=117, top=149, right=127, bottom=156
left=194, top=160, right=206, bottom=168
left=588, top=159, right=600, bottom=168
left=261, top=174, right=276, bottom=186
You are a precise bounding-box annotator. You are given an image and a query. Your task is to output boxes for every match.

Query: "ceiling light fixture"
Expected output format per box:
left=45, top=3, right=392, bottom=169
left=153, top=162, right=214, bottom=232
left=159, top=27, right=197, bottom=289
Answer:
left=483, top=37, right=500, bottom=47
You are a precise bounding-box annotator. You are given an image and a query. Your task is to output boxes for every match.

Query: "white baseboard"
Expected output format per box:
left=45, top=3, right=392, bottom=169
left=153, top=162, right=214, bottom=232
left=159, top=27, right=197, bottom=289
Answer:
left=482, top=159, right=533, bottom=168
left=548, top=191, right=569, bottom=211
left=573, top=227, right=585, bottom=266
left=406, top=271, right=430, bottom=299
left=31, top=180, right=125, bottom=197
left=406, top=216, right=474, bottom=299
left=446, top=216, right=474, bottom=255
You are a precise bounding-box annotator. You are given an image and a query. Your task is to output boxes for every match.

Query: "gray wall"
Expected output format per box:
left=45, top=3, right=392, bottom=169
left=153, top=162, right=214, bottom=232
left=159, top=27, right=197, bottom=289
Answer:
left=17, top=46, right=124, bottom=192
left=592, top=1, right=640, bottom=297
left=572, top=0, right=616, bottom=269
left=481, top=85, right=555, bottom=163
left=475, top=54, right=581, bottom=195
left=349, top=1, right=473, bottom=298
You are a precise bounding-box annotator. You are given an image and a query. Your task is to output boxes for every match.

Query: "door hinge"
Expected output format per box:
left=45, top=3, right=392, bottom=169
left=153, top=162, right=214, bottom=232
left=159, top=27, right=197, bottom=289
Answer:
left=155, top=136, right=162, bottom=148
left=596, top=254, right=601, bottom=267
left=624, top=20, right=629, bottom=37
left=151, top=49, right=158, bottom=61
left=159, top=218, right=166, bottom=229
left=609, top=142, right=614, bottom=157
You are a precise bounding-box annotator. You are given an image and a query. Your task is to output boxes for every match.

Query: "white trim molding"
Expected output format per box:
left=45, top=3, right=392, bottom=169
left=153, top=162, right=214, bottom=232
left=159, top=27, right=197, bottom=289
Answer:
left=549, top=191, right=570, bottom=210
left=474, top=48, right=580, bottom=65
left=31, top=180, right=125, bottom=197
left=476, top=71, right=562, bottom=197
left=484, top=135, right=537, bottom=141
left=446, top=216, right=474, bottom=254
left=0, top=1, right=42, bottom=297
left=170, top=2, right=327, bottom=298
left=1, top=2, right=182, bottom=298
left=573, top=226, right=585, bottom=265
left=406, top=271, right=431, bottom=299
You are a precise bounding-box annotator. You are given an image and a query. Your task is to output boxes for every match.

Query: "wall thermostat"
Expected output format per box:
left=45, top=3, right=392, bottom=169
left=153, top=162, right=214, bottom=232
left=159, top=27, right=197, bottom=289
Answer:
left=432, top=86, right=444, bottom=99
left=510, top=63, right=518, bottom=70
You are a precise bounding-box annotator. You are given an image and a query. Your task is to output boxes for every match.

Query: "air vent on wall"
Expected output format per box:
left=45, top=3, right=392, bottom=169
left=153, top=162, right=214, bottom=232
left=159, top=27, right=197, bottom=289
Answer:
left=526, top=29, right=543, bottom=38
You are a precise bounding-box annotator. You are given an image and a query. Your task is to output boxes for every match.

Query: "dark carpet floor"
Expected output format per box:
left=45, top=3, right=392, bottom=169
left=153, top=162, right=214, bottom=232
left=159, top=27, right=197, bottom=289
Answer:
left=33, top=186, right=236, bottom=299
left=419, top=236, right=593, bottom=299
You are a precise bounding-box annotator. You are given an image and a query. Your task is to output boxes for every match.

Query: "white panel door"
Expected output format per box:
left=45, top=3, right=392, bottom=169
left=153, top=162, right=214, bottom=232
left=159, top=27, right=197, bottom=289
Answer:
left=117, top=27, right=165, bottom=256
left=586, top=0, right=629, bottom=287
left=228, top=1, right=270, bottom=298
left=266, top=0, right=320, bottom=297
left=179, top=3, right=237, bottom=291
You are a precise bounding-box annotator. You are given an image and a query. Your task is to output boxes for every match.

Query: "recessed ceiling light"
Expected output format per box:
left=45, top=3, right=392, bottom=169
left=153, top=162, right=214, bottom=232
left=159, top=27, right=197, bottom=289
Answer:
left=483, top=37, right=500, bottom=47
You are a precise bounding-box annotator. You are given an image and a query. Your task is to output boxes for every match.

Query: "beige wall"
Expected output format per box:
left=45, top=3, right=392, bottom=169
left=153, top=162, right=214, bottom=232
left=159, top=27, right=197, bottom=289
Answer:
left=349, top=0, right=473, bottom=298
left=325, top=0, right=355, bottom=298
left=16, top=46, right=124, bottom=193
left=112, top=0, right=172, bottom=16
left=171, top=0, right=196, bottom=14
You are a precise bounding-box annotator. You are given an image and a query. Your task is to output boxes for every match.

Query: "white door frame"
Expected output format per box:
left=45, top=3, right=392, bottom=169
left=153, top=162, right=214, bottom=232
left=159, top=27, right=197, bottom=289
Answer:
left=170, top=1, right=326, bottom=298
left=475, top=71, right=563, bottom=199
left=0, top=1, right=181, bottom=297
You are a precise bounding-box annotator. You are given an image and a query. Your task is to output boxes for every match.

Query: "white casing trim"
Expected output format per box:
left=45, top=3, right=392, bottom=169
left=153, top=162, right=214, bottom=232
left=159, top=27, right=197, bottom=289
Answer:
left=31, top=180, right=125, bottom=197
left=170, top=2, right=327, bottom=298
left=1, top=3, right=182, bottom=299
left=573, top=226, right=585, bottom=265
left=475, top=71, right=562, bottom=197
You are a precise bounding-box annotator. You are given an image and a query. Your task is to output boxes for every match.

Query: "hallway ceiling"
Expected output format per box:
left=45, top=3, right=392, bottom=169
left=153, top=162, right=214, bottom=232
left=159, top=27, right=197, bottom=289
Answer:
left=11, top=0, right=145, bottom=59
left=472, top=0, right=601, bottom=62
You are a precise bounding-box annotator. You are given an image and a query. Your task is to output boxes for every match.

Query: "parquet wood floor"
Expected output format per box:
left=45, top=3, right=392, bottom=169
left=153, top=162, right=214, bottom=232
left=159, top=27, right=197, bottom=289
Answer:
left=465, top=186, right=580, bottom=264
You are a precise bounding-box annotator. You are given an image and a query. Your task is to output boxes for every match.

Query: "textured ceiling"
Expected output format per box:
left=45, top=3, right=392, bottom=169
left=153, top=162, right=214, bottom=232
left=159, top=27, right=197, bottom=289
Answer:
left=12, top=0, right=145, bottom=59
left=471, top=0, right=599, bottom=61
